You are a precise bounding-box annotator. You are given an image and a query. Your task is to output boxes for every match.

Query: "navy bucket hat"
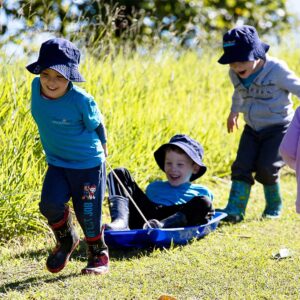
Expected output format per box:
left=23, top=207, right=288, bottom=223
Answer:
left=154, top=134, right=207, bottom=181
left=218, top=25, right=269, bottom=65
left=26, top=38, right=85, bottom=82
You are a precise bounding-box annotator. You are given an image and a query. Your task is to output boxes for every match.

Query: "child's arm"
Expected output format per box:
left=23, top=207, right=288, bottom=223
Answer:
left=80, top=96, right=108, bottom=157
left=227, top=111, right=239, bottom=133
left=228, top=83, right=243, bottom=133
left=95, top=122, right=108, bottom=157
left=279, top=108, right=300, bottom=170
left=275, top=61, right=300, bottom=98
left=102, top=143, right=108, bottom=157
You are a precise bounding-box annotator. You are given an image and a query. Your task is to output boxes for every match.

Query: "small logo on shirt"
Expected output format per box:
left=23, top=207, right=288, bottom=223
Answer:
left=52, top=118, right=71, bottom=125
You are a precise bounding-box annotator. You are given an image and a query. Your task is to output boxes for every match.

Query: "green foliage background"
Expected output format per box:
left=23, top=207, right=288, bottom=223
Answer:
left=0, top=0, right=292, bottom=50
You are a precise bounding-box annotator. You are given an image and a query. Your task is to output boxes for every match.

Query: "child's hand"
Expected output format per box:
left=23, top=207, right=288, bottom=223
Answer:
left=102, top=143, right=108, bottom=157
left=143, top=219, right=163, bottom=229
left=227, top=112, right=239, bottom=133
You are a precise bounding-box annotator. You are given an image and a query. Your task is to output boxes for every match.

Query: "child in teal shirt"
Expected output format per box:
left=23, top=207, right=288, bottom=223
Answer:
left=27, top=38, right=108, bottom=275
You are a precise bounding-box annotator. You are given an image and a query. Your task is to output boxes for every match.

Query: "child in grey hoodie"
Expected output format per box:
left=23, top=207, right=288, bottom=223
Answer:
left=217, top=25, right=300, bottom=222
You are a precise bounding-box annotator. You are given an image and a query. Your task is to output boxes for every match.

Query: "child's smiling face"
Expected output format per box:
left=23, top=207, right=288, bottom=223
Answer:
left=164, top=150, right=200, bottom=187
left=40, top=68, right=69, bottom=99
left=229, top=59, right=263, bottom=79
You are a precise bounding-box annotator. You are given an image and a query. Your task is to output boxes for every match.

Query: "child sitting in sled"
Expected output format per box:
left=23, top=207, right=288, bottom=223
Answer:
left=106, top=134, right=214, bottom=230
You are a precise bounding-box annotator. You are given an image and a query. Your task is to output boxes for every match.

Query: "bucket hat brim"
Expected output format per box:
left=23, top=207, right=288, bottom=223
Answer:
left=26, top=63, right=85, bottom=82
left=218, top=42, right=269, bottom=64
left=26, top=38, right=85, bottom=82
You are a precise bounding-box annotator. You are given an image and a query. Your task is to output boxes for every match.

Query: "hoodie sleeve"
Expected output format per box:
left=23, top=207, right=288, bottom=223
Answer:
left=231, top=89, right=244, bottom=113
left=274, top=60, right=300, bottom=98
left=229, top=70, right=244, bottom=113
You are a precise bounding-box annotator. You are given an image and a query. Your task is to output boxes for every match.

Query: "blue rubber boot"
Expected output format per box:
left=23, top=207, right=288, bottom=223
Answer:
left=220, top=180, right=251, bottom=223
left=105, top=196, right=129, bottom=231
left=262, top=183, right=282, bottom=219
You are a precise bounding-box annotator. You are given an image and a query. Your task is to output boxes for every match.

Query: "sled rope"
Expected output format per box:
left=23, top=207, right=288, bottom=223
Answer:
left=106, top=161, right=152, bottom=229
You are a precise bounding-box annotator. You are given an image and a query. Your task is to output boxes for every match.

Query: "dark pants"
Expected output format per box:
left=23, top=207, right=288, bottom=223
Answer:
left=107, top=168, right=213, bottom=229
left=39, top=163, right=106, bottom=239
left=232, top=124, right=287, bottom=185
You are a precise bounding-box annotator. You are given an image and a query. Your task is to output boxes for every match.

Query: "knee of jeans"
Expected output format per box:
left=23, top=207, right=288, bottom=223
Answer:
left=192, top=196, right=212, bottom=209
left=39, top=201, right=65, bottom=222
left=256, top=166, right=278, bottom=185
left=108, top=167, right=128, bottom=178
left=231, top=167, right=254, bottom=185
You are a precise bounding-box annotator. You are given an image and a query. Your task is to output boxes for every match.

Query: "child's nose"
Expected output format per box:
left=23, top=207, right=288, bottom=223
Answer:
left=170, top=165, right=177, bottom=171
left=47, top=77, right=57, bottom=85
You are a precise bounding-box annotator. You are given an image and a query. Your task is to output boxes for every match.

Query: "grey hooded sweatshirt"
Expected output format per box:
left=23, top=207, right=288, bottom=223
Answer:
left=229, top=56, right=300, bottom=131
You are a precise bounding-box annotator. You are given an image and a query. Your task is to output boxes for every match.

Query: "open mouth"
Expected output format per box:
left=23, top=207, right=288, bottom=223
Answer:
left=238, top=70, right=247, bottom=76
left=47, top=87, right=57, bottom=91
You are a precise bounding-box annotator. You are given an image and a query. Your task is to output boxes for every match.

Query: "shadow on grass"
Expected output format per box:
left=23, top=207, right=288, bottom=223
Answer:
left=0, top=273, right=79, bottom=295
left=74, top=240, right=155, bottom=261
left=10, top=239, right=154, bottom=262
left=0, top=242, right=155, bottom=295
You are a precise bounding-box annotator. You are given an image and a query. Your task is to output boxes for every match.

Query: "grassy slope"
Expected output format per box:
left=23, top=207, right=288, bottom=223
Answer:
left=1, top=175, right=300, bottom=299
left=1, top=49, right=300, bottom=299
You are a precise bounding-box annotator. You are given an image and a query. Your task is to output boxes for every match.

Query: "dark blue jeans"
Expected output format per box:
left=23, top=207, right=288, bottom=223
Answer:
left=39, top=163, right=106, bottom=239
left=232, top=124, right=287, bottom=185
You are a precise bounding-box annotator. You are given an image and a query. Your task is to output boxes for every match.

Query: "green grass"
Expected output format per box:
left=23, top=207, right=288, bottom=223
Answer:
left=1, top=48, right=300, bottom=299
left=1, top=175, right=300, bottom=299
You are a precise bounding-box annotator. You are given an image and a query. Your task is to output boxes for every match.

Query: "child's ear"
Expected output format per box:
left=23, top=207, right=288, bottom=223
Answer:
left=192, top=164, right=201, bottom=174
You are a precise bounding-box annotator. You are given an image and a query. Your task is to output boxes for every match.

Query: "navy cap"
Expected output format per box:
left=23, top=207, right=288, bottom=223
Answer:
left=154, top=134, right=207, bottom=181
left=26, top=38, right=85, bottom=82
left=218, top=25, right=269, bottom=65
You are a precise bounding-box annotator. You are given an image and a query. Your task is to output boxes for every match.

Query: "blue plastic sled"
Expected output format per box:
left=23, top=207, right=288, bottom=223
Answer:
left=104, top=211, right=227, bottom=248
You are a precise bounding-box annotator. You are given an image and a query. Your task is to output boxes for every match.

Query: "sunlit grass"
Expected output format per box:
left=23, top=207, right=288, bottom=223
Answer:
left=2, top=47, right=300, bottom=299
left=1, top=48, right=300, bottom=241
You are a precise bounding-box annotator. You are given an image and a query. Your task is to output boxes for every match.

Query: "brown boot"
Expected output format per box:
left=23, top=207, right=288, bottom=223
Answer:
left=46, top=207, right=79, bottom=273
left=81, top=227, right=109, bottom=275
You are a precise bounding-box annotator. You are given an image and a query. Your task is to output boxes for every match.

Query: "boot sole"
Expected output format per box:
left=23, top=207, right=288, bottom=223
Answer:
left=222, top=215, right=244, bottom=223
left=262, top=214, right=281, bottom=219
left=81, top=266, right=109, bottom=275
left=47, top=239, right=80, bottom=273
